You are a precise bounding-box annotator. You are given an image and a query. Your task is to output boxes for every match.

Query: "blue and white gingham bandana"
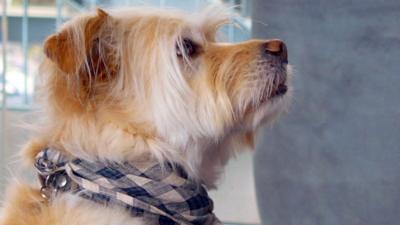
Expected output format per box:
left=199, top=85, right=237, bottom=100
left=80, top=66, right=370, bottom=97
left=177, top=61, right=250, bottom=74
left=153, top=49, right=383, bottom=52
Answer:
left=35, top=148, right=221, bottom=225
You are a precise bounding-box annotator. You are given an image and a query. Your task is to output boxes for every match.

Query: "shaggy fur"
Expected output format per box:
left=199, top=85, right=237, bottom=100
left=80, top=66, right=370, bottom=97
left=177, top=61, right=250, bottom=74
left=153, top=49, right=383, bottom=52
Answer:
left=1, top=6, right=291, bottom=225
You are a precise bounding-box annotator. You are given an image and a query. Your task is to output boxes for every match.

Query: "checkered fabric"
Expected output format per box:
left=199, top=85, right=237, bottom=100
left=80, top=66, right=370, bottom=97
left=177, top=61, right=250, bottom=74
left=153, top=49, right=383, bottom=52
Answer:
left=35, top=148, right=221, bottom=225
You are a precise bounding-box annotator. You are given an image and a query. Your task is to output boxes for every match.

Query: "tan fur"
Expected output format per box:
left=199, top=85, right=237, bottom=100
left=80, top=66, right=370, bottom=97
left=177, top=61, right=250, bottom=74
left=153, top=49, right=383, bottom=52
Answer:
left=1, top=184, right=144, bottom=225
left=1, top=6, right=292, bottom=225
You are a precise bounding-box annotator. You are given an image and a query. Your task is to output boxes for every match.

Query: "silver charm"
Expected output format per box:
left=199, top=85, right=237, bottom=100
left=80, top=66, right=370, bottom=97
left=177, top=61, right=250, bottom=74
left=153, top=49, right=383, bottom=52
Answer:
left=35, top=149, right=73, bottom=200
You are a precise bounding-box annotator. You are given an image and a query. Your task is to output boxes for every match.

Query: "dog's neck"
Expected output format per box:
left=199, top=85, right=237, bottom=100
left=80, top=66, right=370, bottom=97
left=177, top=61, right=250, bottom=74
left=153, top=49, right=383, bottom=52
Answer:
left=40, top=116, right=241, bottom=188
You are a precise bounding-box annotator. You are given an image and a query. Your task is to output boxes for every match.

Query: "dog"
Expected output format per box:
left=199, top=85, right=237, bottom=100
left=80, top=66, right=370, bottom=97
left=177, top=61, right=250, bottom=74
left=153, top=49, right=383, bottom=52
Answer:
left=0, top=6, right=291, bottom=225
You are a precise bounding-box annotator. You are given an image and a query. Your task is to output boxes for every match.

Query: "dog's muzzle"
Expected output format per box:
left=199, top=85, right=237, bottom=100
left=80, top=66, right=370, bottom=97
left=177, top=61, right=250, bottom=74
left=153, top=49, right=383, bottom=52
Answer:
left=262, top=39, right=289, bottom=98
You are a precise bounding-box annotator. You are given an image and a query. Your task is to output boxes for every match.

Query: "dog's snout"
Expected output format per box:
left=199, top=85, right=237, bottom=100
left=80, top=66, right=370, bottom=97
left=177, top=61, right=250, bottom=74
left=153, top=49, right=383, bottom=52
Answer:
left=262, top=39, right=288, bottom=63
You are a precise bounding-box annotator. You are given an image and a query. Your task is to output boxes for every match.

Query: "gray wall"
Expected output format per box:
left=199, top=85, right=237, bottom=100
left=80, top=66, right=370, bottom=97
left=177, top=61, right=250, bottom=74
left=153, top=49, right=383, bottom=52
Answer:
left=252, top=1, right=400, bottom=225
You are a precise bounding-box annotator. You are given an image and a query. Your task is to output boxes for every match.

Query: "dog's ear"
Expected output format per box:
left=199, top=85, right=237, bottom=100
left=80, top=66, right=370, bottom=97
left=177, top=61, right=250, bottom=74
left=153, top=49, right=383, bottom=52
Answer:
left=43, top=8, right=119, bottom=112
left=43, top=8, right=110, bottom=74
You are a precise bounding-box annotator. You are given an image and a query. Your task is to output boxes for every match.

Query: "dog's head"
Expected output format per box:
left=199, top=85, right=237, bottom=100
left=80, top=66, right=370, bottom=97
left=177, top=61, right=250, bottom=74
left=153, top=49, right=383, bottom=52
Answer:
left=40, top=7, right=291, bottom=182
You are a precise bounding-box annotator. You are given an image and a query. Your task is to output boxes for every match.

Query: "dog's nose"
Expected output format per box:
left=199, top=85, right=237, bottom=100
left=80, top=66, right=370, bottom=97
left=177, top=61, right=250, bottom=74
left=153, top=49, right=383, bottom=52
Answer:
left=263, top=39, right=288, bottom=63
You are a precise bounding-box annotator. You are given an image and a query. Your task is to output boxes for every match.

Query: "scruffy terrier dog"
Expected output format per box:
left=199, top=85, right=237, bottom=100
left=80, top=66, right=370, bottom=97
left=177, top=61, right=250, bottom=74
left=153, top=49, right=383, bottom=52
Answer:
left=0, top=6, right=291, bottom=225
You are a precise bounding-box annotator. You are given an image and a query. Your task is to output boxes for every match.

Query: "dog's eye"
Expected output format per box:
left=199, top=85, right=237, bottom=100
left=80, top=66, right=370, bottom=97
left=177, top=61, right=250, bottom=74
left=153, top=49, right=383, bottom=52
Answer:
left=176, top=38, right=197, bottom=57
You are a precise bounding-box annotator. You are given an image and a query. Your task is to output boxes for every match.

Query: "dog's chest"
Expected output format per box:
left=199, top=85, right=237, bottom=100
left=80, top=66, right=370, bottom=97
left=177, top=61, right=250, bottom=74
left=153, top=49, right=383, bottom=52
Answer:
left=52, top=195, right=148, bottom=225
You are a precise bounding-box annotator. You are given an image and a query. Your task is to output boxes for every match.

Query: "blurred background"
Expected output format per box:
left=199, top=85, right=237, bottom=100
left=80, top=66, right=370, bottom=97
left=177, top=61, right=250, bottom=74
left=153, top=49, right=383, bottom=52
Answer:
left=1, top=0, right=400, bottom=225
